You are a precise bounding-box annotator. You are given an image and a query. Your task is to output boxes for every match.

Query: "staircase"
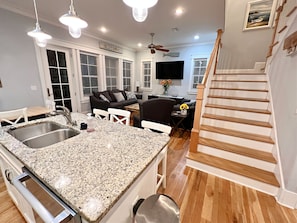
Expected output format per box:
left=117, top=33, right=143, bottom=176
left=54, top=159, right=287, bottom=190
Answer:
left=186, top=72, right=280, bottom=196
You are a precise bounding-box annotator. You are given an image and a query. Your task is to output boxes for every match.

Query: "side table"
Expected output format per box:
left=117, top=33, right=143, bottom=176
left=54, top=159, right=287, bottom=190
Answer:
left=170, top=111, right=188, bottom=136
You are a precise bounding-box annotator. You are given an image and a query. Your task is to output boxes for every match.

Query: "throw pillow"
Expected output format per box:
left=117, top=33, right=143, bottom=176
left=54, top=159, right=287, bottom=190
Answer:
left=99, top=94, right=110, bottom=102
left=113, top=92, right=125, bottom=102
left=126, top=91, right=137, bottom=100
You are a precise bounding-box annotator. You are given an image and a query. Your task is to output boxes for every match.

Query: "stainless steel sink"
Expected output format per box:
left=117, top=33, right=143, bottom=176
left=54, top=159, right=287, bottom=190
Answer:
left=22, top=129, right=79, bottom=148
left=8, top=121, right=80, bottom=148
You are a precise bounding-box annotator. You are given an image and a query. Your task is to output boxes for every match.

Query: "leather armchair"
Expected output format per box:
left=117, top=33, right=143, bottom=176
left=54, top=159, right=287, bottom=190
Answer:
left=133, top=98, right=176, bottom=128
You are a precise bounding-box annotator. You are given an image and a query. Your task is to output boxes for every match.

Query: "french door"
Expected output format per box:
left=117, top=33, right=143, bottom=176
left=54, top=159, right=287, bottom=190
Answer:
left=42, top=46, right=77, bottom=112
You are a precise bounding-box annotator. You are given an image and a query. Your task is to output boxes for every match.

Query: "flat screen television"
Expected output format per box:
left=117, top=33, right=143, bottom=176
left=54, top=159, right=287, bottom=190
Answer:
left=156, top=61, right=184, bottom=79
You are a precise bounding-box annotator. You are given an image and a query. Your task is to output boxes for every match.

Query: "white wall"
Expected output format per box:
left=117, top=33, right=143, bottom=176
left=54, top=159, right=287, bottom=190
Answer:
left=0, top=9, right=44, bottom=111
left=218, top=0, right=275, bottom=69
left=267, top=13, right=297, bottom=193
left=135, top=43, right=214, bottom=100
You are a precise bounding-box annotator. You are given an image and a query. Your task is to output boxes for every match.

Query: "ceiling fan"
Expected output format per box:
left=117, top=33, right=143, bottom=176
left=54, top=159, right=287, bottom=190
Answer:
left=148, top=33, right=169, bottom=54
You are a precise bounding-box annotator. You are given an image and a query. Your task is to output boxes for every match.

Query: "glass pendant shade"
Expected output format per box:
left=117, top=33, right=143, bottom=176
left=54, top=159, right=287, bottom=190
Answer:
left=123, top=0, right=158, bottom=8
left=27, top=0, right=52, bottom=47
left=123, top=0, right=158, bottom=22
left=59, top=0, right=88, bottom=38
left=132, top=8, right=148, bottom=22
left=27, top=23, right=52, bottom=47
left=68, top=26, right=81, bottom=38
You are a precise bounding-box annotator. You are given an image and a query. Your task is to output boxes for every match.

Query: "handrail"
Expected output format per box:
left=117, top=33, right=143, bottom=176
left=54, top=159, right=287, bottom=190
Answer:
left=189, top=29, right=223, bottom=153
left=201, top=29, right=223, bottom=86
left=266, top=1, right=288, bottom=58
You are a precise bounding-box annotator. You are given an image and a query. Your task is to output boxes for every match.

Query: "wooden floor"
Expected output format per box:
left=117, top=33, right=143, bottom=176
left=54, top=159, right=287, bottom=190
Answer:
left=158, top=130, right=297, bottom=223
left=1, top=130, right=297, bottom=223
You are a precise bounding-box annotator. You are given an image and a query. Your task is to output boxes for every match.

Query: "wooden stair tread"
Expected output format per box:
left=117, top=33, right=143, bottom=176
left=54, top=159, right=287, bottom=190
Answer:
left=212, top=80, right=267, bottom=82
left=200, top=125, right=274, bottom=144
left=205, top=104, right=271, bottom=114
left=202, top=113, right=272, bottom=128
left=208, top=95, right=269, bottom=102
left=209, top=87, right=268, bottom=92
left=187, top=152, right=280, bottom=187
left=199, top=137, right=276, bottom=163
left=215, top=73, right=266, bottom=75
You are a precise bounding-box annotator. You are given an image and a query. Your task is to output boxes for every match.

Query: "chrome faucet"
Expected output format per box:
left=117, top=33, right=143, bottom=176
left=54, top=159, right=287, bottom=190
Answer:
left=51, top=106, right=77, bottom=126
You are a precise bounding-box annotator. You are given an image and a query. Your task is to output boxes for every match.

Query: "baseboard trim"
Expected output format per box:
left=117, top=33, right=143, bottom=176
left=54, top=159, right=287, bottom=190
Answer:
left=277, top=188, right=297, bottom=209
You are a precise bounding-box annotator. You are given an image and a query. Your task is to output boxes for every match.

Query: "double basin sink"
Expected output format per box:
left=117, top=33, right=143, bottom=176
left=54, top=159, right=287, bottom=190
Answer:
left=8, top=121, right=80, bottom=149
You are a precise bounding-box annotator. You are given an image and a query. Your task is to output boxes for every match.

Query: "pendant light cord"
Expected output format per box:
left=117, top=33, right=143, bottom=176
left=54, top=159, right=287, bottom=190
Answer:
left=32, top=0, right=39, bottom=24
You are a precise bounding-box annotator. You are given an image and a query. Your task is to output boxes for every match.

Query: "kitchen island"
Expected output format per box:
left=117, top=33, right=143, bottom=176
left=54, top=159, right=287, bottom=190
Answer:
left=0, top=113, right=170, bottom=223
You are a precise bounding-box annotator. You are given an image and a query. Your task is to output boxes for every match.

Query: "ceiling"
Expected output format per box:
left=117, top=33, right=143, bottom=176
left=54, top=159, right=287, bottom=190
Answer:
left=0, top=0, right=225, bottom=51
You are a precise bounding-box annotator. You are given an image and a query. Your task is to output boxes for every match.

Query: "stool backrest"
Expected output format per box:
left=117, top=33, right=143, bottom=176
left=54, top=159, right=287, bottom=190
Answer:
left=108, top=108, right=131, bottom=125
left=141, top=120, right=171, bottom=135
left=0, top=108, right=28, bottom=127
left=93, top=108, right=109, bottom=120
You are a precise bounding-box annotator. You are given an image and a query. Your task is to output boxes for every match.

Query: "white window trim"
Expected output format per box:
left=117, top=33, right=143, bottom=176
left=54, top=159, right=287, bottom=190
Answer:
left=188, top=55, right=209, bottom=94
left=141, top=59, right=153, bottom=91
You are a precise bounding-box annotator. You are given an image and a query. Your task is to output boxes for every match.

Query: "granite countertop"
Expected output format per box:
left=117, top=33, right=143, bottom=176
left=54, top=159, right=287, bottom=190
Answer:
left=0, top=113, right=169, bottom=222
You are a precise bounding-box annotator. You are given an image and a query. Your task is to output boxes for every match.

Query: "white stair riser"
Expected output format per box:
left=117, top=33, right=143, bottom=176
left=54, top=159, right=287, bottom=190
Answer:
left=198, top=145, right=275, bottom=172
left=207, top=98, right=269, bottom=109
left=200, top=130, right=273, bottom=152
left=204, top=107, right=270, bottom=122
left=209, top=89, right=268, bottom=99
left=202, top=118, right=272, bottom=136
left=186, top=159, right=279, bottom=196
left=214, top=75, right=267, bottom=81
left=211, top=82, right=267, bottom=90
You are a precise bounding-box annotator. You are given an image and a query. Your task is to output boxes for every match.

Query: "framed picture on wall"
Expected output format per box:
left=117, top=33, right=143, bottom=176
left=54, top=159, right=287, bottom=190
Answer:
left=243, top=0, right=277, bottom=31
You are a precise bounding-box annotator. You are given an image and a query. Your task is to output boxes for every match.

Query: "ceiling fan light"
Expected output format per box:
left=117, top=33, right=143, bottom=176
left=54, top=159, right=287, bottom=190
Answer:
left=68, top=26, right=82, bottom=38
left=123, top=0, right=158, bottom=9
left=132, top=8, right=148, bottom=22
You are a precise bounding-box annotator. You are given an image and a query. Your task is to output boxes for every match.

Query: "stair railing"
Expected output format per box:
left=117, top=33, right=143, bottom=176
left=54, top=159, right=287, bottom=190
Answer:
left=189, top=29, right=223, bottom=153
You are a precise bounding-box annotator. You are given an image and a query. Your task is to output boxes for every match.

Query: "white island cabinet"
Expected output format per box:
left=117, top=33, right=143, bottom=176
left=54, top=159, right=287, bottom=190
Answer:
left=0, top=113, right=169, bottom=223
left=0, top=145, right=35, bottom=223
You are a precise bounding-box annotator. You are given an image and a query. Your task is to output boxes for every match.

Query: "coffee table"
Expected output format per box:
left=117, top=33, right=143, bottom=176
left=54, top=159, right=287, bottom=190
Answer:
left=124, top=103, right=140, bottom=125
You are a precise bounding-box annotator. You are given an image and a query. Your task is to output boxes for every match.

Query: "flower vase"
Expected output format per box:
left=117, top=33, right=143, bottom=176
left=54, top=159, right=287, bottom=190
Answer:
left=163, top=86, right=169, bottom=95
left=181, top=109, right=187, bottom=115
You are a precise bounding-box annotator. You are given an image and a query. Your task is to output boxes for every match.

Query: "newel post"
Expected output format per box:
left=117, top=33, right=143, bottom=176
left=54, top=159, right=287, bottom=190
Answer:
left=189, top=84, right=205, bottom=153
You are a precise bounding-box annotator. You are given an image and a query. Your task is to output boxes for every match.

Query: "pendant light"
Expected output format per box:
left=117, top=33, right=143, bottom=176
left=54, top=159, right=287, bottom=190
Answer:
left=27, top=0, right=52, bottom=47
left=123, top=0, right=158, bottom=22
left=59, top=0, right=88, bottom=38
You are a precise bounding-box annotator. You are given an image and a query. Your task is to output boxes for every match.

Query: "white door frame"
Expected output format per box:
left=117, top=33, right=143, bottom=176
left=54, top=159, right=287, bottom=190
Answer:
left=38, top=45, right=78, bottom=112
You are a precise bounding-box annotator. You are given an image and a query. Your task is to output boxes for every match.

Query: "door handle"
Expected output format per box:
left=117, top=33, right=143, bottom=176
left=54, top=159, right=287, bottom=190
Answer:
left=47, top=88, right=51, bottom=97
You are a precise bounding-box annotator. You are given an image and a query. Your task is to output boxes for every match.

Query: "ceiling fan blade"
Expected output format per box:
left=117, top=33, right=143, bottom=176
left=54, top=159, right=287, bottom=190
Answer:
left=156, top=48, right=170, bottom=52
left=154, top=45, right=164, bottom=49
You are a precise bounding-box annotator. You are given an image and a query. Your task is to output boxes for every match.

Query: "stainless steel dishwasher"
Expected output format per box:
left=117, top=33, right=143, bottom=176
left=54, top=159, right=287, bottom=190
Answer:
left=12, top=167, right=81, bottom=223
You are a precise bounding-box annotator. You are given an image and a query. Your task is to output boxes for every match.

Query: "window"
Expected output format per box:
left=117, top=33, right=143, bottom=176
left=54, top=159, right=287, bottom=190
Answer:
left=191, top=58, right=207, bottom=89
left=105, top=57, right=118, bottom=90
left=123, top=60, right=132, bottom=91
left=80, top=53, right=98, bottom=96
left=142, top=61, right=152, bottom=89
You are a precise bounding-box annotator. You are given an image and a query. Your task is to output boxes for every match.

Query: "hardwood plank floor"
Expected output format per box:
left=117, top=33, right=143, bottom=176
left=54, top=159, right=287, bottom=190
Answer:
left=158, top=129, right=297, bottom=223
left=1, top=130, right=297, bottom=223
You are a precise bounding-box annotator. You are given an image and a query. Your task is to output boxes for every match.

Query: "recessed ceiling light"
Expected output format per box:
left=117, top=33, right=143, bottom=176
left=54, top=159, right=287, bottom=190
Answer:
left=175, top=7, right=184, bottom=16
left=194, top=35, right=200, bottom=40
left=138, top=43, right=142, bottom=47
left=100, top=27, right=108, bottom=33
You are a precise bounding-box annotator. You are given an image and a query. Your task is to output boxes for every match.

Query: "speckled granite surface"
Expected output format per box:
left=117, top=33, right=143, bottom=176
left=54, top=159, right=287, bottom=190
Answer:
left=0, top=113, right=169, bottom=222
